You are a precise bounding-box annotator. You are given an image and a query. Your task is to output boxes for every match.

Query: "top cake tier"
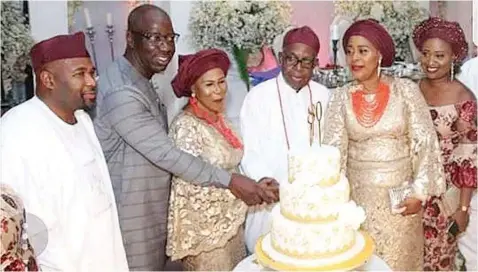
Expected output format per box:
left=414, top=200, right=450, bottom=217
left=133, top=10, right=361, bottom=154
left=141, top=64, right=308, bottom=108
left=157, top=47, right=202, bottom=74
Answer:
left=288, top=144, right=341, bottom=187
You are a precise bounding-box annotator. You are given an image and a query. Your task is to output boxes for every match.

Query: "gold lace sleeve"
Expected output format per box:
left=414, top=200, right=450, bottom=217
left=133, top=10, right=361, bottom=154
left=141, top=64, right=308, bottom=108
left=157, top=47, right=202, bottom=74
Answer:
left=323, top=86, right=349, bottom=171
left=400, top=79, right=446, bottom=199
left=169, top=114, right=204, bottom=158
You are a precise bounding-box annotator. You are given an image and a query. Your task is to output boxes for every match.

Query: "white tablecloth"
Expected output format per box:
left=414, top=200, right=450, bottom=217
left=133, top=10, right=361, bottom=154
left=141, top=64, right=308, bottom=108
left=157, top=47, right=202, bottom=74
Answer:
left=233, top=254, right=391, bottom=271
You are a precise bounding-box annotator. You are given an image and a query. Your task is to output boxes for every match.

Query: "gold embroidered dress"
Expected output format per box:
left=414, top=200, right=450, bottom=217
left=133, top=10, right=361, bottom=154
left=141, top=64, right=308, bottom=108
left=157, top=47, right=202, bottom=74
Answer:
left=166, top=111, right=247, bottom=271
left=324, top=77, right=445, bottom=270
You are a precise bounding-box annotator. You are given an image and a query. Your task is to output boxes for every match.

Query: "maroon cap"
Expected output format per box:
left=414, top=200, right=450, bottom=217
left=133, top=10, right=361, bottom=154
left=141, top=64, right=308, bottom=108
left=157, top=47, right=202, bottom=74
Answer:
left=30, top=32, right=90, bottom=73
left=283, top=26, right=320, bottom=54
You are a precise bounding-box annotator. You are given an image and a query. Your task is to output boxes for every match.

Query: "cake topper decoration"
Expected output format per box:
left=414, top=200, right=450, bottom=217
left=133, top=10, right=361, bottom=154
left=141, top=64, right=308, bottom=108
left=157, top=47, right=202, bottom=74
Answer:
left=316, top=101, right=323, bottom=146
left=308, top=101, right=323, bottom=146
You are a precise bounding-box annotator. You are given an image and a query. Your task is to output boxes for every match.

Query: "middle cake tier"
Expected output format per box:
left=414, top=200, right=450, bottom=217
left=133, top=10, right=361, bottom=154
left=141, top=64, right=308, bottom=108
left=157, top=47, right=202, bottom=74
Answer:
left=280, top=173, right=350, bottom=221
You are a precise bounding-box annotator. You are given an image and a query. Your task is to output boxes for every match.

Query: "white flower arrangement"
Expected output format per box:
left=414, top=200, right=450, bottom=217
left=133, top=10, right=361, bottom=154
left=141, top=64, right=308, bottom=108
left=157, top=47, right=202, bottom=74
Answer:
left=334, top=1, right=428, bottom=62
left=189, top=0, right=292, bottom=90
left=189, top=0, right=292, bottom=52
left=68, top=0, right=83, bottom=27
left=1, top=1, right=34, bottom=87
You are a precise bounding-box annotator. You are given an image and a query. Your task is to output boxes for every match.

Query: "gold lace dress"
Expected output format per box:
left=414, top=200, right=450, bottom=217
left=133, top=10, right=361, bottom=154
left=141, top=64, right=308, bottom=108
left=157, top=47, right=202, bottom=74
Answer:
left=324, top=77, right=445, bottom=270
left=166, top=111, right=248, bottom=271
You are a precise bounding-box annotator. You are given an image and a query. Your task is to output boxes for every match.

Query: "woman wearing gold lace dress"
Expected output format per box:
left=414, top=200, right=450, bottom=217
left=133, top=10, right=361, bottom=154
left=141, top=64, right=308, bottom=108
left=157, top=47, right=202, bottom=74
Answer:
left=166, top=49, right=278, bottom=271
left=323, top=19, right=446, bottom=270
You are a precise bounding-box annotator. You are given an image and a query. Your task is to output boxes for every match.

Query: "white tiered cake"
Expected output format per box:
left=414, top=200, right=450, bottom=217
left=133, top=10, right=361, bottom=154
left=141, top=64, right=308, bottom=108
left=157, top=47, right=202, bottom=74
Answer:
left=256, top=144, right=374, bottom=271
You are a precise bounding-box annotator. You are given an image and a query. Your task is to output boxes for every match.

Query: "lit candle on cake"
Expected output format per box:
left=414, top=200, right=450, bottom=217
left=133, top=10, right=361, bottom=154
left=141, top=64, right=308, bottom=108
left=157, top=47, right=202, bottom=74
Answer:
left=316, top=101, right=322, bottom=146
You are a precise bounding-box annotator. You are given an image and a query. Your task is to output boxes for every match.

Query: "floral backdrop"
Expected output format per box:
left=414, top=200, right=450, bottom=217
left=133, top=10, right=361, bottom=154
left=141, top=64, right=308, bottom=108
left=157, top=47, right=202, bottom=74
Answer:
left=189, top=0, right=292, bottom=53
left=334, top=1, right=428, bottom=62
left=189, top=0, right=292, bottom=90
left=68, top=0, right=83, bottom=27
left=1, top=1, right=34, bottom=91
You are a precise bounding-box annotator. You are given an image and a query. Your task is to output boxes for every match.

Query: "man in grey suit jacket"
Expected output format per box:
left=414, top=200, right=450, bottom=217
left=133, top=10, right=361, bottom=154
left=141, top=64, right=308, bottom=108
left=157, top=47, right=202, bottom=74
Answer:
left=93, top=4, right=279, bottom=271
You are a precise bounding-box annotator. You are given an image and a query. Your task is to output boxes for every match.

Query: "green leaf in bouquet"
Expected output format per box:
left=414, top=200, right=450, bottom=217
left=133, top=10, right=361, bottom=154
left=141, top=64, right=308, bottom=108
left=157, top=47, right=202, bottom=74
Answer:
left=232, top=45, right=251, bottom=92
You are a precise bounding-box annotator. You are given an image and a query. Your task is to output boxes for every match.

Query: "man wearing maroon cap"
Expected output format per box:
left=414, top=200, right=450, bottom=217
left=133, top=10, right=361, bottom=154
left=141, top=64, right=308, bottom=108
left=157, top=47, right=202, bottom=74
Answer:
left=240, top=26, right=331, bottom=253
left=93, top=4, right=277, bottom=270
left=0, top=32, right=128, bottom=271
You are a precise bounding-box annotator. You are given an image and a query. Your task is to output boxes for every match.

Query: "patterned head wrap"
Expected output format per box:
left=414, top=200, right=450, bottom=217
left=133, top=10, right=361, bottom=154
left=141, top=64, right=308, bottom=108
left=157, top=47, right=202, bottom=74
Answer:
left=342, top=19, right=395, bottom=67
left=413, top=17, right=468, bottom=61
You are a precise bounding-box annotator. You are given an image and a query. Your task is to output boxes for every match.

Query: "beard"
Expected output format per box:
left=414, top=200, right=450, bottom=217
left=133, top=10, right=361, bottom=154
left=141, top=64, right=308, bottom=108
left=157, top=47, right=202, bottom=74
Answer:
left=81, top=100, right=96, bottom=118
left=81, top=92, right=96, bottom=109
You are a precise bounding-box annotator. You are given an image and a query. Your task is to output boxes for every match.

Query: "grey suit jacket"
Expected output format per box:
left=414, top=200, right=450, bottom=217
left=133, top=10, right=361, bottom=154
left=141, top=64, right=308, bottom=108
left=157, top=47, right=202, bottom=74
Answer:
left=93, top=56, right=231, bottom=270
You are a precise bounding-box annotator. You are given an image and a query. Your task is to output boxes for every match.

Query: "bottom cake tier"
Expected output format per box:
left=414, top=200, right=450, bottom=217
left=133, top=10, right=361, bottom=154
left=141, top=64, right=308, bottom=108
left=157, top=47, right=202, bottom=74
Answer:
left=256, top=231, right=375, bottom=271
left=270, top=205, right=356, bottom=258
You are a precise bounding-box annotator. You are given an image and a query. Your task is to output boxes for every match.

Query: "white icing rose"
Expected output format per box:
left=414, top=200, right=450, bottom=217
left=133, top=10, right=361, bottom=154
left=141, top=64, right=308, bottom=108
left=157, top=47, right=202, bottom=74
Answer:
left=338, top=201, right=366, bottom=230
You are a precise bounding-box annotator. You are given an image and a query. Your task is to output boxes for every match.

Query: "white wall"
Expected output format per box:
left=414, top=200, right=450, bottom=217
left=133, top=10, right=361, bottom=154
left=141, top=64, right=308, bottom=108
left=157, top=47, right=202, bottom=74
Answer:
left=28, top=0, right=68, bottom=42
left=169, top=1, right=194, bottom=55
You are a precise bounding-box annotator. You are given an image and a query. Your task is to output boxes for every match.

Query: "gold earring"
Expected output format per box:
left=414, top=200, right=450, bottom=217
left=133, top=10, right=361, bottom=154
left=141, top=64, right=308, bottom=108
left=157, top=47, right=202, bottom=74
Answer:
left=450, top=62, right=454, bottom=81
left=377, top=57, right=382, bottom=77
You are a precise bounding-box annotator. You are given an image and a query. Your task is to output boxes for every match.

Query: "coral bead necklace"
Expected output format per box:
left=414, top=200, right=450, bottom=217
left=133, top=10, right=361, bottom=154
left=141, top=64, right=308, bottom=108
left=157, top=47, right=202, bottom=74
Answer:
left=351, top=81, right=390, bottom=128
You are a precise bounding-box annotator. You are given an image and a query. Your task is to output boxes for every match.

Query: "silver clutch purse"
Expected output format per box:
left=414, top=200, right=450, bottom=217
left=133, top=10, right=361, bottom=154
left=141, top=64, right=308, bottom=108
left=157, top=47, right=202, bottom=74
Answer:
left=388, top=183, right=413, bottom=214
left=439, top=185, right=461, bottom=217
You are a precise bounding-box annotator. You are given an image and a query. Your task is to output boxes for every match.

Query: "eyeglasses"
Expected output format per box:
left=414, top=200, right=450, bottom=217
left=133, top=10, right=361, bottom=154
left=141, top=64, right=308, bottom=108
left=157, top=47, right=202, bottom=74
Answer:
left=131, top=30, right=180, bottom=45
left=282, top=53, right=316, bottom=69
